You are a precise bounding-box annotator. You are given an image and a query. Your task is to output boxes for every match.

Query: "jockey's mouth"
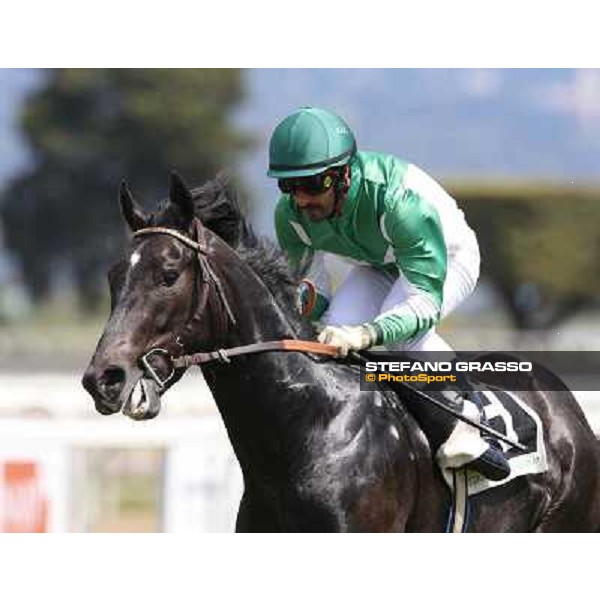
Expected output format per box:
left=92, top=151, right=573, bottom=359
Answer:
left=301, top=203, right=333, bottom=221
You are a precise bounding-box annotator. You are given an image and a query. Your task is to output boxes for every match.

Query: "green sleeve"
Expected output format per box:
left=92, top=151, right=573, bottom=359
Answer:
left=371, top=189, right=448, bottom=345
left=274, top=197, right=330, bottom=321
left=274, top=196, right=309, bottom=272
left=387, top=188, right=447, bottom=306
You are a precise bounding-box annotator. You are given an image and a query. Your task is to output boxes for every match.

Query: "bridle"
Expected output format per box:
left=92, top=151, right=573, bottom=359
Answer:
left=132, top=217, right=339, bottom=388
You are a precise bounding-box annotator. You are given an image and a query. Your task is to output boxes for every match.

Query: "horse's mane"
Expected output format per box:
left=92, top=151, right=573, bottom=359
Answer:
left=194, top=173, right=314, bottom=338
left=191, top=170, right=256, bottom=248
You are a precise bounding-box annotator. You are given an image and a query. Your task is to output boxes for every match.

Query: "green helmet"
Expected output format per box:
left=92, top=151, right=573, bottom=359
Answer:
left=267, top=107, right=357, bottom=179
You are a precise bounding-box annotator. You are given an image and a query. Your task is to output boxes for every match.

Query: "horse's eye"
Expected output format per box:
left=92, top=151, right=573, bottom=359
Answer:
left=163, top=271, right=180, bottom=287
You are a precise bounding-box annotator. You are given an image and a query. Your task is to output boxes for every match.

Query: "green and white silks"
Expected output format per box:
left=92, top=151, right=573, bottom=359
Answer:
left=275, top=151, right=480, bottom=348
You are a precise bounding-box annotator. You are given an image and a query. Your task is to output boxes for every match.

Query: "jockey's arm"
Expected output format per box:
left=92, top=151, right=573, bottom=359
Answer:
left=370, top=188, right=448, bottom=346
left=275, top=203, right=331, bottom=320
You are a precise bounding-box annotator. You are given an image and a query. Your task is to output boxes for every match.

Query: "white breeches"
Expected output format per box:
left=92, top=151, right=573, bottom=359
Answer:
left=322, top=242, right=480, bottom=352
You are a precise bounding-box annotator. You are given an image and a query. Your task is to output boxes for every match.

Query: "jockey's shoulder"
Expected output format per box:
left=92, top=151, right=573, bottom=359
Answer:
left=352, top=151, right=411, bottom=189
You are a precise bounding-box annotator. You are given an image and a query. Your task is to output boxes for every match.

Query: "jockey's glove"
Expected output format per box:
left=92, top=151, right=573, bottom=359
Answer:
left=318, top=324, right=378, bottom=357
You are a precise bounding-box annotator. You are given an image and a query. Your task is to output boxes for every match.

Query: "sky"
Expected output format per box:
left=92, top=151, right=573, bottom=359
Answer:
left=236, top=68, right=600, bottom=234
left=1, top=68, right=599, bottom=258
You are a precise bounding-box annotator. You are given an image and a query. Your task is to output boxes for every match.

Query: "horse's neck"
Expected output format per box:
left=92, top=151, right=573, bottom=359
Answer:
left=220, top=254, right=302, bottom=346
left=205, top=350, right=325, bottom=482
left=201, top=255, right=326, bottom=475
left=200, top=248, right=450, bottom=527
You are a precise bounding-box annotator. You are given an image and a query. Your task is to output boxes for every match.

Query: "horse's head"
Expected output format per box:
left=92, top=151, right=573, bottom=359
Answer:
left=82, top=172, right=222, bottom=420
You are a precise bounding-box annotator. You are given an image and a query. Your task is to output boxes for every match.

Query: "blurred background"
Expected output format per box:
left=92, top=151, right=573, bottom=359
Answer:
left=0, top=68, right=598, bottom=532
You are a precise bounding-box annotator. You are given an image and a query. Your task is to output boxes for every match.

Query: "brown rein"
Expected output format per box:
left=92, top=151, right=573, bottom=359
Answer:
left=172, top=339, right=340, bottom=368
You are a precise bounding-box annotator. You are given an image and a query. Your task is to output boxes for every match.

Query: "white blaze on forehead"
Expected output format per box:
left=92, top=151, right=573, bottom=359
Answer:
left=130, top=251, right=141, bottom=267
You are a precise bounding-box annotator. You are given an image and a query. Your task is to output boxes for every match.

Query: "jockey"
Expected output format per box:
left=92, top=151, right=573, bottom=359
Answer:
left=268, top=106, right=510, bottom=481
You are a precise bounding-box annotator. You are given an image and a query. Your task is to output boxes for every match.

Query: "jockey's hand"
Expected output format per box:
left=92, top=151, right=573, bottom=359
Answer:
left=318, top=325, right=376, bottom=357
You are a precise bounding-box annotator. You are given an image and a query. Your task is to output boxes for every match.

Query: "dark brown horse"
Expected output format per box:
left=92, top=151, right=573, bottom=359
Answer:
left=82, top=173, right=600, bottom=531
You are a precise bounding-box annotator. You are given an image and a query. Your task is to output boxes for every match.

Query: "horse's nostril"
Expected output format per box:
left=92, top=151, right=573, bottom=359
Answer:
left=82, top=364, right=128, bottom=404
left=100, top=366, right=126, bottom=390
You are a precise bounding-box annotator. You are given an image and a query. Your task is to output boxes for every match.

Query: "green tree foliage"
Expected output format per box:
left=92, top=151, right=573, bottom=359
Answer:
left=0, top=69, right=252, bottom=310
left=450, top=182, right=600, bottom=329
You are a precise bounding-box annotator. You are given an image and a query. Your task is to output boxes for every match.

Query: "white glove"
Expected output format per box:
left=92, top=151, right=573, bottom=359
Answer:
left=318, top=325, right=376, bottom=357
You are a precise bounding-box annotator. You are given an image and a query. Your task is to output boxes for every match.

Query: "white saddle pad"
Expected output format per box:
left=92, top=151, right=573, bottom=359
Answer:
left=439, top=388, right=548, bottom=496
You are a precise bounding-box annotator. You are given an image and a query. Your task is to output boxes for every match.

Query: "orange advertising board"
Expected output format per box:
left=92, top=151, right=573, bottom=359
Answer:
left=2, top=461, right=49, bottom=533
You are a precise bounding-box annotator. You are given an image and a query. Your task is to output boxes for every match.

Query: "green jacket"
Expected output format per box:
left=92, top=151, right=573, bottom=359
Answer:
left=275, top=151, right=451, bottom=345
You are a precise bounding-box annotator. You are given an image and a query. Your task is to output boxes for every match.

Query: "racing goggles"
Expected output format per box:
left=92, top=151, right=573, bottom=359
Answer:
left=278, top=172, right=335, bottom=196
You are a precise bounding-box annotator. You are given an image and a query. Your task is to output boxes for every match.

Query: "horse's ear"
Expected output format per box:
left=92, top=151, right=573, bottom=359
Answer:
left=119, top=181, right=148, bottom=232
left=169, top=171, right=195, bottom=224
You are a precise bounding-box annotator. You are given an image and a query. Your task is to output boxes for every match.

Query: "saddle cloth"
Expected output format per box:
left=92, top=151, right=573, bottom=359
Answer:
left=438, top=386, right=548, bottom=496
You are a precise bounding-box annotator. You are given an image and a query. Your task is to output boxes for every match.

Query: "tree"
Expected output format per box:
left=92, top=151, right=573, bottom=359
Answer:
left=0, top=69, right=252, bottom=311
left=450, top=182, right=600, bottom=330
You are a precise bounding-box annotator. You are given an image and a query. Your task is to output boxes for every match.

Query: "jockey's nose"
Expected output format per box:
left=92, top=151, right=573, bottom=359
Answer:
left=294, top=191, right=314, bottom=209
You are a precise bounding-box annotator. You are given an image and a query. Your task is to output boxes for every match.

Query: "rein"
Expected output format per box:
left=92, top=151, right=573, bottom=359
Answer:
left=173, top=339, right=339, bottom=367
left=132, top=219, right=340, bottom=388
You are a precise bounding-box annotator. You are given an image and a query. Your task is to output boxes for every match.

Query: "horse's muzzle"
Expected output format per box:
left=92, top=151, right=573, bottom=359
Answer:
left=82, top=363, right=132, bottom=414
left=82, top=361, right=163, bottom=420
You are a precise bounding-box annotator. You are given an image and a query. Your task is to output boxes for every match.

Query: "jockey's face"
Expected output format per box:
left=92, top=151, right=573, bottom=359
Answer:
left=293, top=186, right=336, bottom=221
left=277, top=170, right=339, bottom=222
